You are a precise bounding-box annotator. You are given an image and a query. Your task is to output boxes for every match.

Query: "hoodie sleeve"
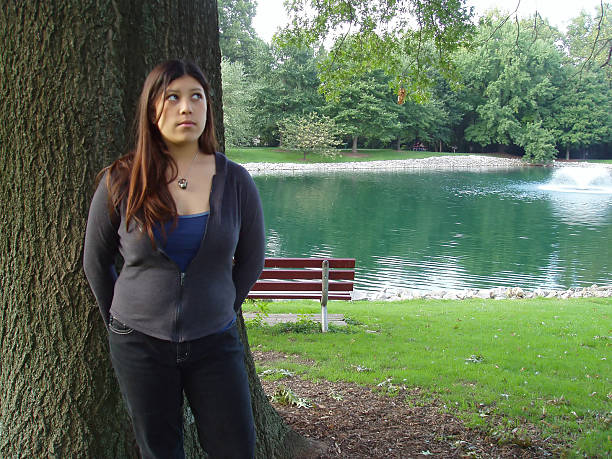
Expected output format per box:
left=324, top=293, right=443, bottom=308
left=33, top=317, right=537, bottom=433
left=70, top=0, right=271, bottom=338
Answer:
left=83, top=174, right=119, bottom=325
left=232, top=169, right=265, bottom=312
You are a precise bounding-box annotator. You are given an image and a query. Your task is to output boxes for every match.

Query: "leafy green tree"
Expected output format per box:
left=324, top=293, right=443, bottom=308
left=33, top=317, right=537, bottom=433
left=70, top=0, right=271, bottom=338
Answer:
left=456, top=13, right=565, bottom=162
left=420, top=99, right=452, bottom=151
left=564, top=4, right=612, bottom=83
left=556, top=6, right=612, bottom=158
left=222, top=58, right=258, bottom=146
left=429, top=72, right=466, bottom=151
left=388, top=98, right=450, bottom=151
left=218, top=0, right=268, bottom=74
left=277, top=0, right=475, bottom=99
left=516, top=120, right=558, bottom=163
left=325, top=70, right=399, bottom=153
left=377, top=51, right=461, bottom=152
left=251, top=44, right=325, bottom=145
left=555, top=68, right=612, bottom=159
left=278, top=112, right=344, bottom=159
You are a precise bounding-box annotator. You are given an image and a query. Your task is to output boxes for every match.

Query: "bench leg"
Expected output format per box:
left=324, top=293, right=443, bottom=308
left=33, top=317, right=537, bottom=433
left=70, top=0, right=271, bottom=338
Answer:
left=321, top=260, right=329, bottom=332
left=321, top=301, right=328, bottom=333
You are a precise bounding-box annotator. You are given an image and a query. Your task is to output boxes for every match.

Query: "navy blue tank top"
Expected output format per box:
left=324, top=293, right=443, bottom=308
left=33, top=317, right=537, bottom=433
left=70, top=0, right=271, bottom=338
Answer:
left=153, top=211, right=208, bottom=272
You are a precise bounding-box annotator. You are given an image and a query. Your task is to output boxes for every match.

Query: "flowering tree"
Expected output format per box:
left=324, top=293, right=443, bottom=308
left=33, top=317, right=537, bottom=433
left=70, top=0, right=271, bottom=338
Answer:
left=278, top=112, right=345, bottom=160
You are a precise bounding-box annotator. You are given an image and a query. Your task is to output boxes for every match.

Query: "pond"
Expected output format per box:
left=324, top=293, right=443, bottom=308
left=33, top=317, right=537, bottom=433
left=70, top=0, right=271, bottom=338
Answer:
left=253, top=167, right=612, bottom=294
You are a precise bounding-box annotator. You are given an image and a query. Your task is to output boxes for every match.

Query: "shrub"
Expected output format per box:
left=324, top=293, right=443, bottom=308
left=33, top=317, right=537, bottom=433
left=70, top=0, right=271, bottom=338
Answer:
left=278, top=112, right=344, bottom=160
left=518, top=121, right=558, bottom=164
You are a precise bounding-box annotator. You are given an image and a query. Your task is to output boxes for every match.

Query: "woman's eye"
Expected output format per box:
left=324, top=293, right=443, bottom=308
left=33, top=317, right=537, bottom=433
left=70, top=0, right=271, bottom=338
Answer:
left=192, top=93, right=203, bottom=100
left=167, top=94, right=178, bottom=101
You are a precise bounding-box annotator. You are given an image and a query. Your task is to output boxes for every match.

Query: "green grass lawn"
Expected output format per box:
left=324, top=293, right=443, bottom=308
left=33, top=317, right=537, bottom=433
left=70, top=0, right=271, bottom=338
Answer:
left=244, top=298, right=612, bottom=458
left=588, top=159, right=612, bottom=164
left=226, top=147, right=472, bottom=163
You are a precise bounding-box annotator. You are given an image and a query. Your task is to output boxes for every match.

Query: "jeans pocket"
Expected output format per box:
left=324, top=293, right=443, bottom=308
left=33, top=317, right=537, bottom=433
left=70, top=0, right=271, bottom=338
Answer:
left=108, top=315, right=135, bottom=335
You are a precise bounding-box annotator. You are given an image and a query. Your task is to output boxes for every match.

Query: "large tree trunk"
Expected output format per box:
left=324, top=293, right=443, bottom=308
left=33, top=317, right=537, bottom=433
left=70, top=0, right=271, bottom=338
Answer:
left=352, top=135, right=358, bottom=154
left=566, top=145, right=570, bottom=160
left=0, top=2, right=311, bottom=457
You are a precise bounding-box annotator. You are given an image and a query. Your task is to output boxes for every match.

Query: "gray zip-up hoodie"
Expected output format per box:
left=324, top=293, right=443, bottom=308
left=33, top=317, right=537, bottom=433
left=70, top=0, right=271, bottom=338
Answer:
left=83, top=152, right=265, bottom=342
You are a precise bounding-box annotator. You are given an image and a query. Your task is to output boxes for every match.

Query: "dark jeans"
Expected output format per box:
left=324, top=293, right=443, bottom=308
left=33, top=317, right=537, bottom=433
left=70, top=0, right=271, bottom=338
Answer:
left=108, top=316, right=255, bottom=459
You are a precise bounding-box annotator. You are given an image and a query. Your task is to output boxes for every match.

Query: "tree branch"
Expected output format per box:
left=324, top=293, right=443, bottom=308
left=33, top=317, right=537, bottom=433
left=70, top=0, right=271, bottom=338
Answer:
left=478, top=0, right=521, bottom=45
left=580, top=0, right=605, bottom=73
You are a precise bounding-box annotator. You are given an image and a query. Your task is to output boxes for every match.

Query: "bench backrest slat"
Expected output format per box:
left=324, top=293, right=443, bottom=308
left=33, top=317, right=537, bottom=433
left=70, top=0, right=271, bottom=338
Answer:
left=264, top=258, right=355, bottom=269
left=251, top=280, right=354, bottom=292
left=258, top=269, right=355, bottom=281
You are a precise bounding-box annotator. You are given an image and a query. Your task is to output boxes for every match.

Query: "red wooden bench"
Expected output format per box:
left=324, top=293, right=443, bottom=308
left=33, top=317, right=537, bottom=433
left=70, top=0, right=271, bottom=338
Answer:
left=247, top=257, right=356, bottom=332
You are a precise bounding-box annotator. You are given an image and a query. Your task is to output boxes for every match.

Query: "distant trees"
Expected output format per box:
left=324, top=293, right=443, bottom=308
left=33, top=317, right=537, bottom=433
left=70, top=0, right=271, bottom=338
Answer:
left=218, top=0, right=266, bottom=74
left=564, top=6, right=612, bottom=84
left=555, top=69, right=612, bottom=160
left=556, top=8, right=612, bottom=159
left=219, top=1, right=612, bottom=160
left=221, top=58, right=258, bottom=147
left=251, top=45, right=325, bottom=145
left=325, top=71, right=399, bottom=153
left=457, top=14, right=565, bottom=162
left=517, top=121, right=559, bottom=164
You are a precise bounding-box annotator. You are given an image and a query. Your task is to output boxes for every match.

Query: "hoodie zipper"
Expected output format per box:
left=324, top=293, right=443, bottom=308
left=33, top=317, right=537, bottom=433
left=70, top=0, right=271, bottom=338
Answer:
left=157, top=172, right=217, bottom=342
left=176, top=271, right=185, bottom=342
left=156, top=248, right=184, bottom=342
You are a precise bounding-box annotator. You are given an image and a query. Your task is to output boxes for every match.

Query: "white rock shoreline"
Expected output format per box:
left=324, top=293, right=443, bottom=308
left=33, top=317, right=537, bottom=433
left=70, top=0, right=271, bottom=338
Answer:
left=243, top=154, right=523, bottom=174
left=242, top=155, right=612, bottom=174
left=352, top=284, right=612, bottom=301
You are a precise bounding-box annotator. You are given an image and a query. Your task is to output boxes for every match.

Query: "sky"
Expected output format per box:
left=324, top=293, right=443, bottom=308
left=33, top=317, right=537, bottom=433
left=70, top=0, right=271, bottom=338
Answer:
left=252, top=0, right=606, bottom=43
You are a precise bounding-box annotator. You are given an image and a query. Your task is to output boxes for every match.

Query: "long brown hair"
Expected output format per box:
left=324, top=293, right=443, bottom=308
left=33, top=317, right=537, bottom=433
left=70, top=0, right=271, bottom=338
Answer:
left=103, top=60, right=217, bottom=244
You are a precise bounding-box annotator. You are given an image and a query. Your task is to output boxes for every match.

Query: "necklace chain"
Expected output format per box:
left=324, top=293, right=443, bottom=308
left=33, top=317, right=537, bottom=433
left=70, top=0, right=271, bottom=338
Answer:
left=177, top=151, right=199, bottom=190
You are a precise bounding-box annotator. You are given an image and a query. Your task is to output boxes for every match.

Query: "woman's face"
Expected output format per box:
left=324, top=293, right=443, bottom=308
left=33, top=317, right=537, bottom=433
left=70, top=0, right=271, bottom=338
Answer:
left=154, top=75, right=207, bottom=148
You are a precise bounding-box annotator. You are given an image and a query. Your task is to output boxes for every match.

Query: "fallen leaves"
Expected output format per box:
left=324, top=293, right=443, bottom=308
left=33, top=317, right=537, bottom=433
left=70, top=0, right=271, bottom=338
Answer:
left=465, top=354, right=485, bottom=364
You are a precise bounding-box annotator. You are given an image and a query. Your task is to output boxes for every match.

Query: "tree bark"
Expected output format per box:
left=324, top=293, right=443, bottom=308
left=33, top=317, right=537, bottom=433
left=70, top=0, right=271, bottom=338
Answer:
left=395, top=138, right=401, bottom=151
left=566, top=145, right=570, bottom=160
left=352, top=135, right=358, bottom=154
left=0, top=1, right=309, bottom=457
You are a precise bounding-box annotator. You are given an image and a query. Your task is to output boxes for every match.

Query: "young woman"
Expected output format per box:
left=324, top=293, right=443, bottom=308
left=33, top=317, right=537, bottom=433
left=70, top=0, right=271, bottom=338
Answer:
left=83, top=60, right=264, bottom=458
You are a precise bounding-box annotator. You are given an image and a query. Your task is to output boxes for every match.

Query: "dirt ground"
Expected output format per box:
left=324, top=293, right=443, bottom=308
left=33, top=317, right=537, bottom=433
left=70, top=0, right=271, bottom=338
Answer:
left=253, top=350, right=561, bottom=458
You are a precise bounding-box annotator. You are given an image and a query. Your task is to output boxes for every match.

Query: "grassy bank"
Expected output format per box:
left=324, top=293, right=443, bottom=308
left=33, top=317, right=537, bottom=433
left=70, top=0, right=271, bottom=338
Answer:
left=244, top=298, right=611, bottom=458
left=226, top=147, right=471, bottom=164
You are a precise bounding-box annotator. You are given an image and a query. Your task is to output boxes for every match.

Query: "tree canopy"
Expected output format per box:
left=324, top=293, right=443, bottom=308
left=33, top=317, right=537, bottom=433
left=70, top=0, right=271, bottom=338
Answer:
left=277, top=0, right=475, bottom=99
left=220, top=1, right=612, bottom=161
left=218, top=0, right=268, bottom=75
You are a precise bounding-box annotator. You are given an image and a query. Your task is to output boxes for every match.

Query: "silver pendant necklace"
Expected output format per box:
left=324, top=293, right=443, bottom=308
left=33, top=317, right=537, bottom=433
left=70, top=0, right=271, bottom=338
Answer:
left=177, top=151, right=199, bottom=190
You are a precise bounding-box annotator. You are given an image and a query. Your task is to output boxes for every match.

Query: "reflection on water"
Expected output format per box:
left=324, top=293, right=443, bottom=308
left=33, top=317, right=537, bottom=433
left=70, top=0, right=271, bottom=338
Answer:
left=255, top=167, right=612, bottom=293
left=547, top=192, right=612, bottom=226
left=535, top=167, right=612, bottom=226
